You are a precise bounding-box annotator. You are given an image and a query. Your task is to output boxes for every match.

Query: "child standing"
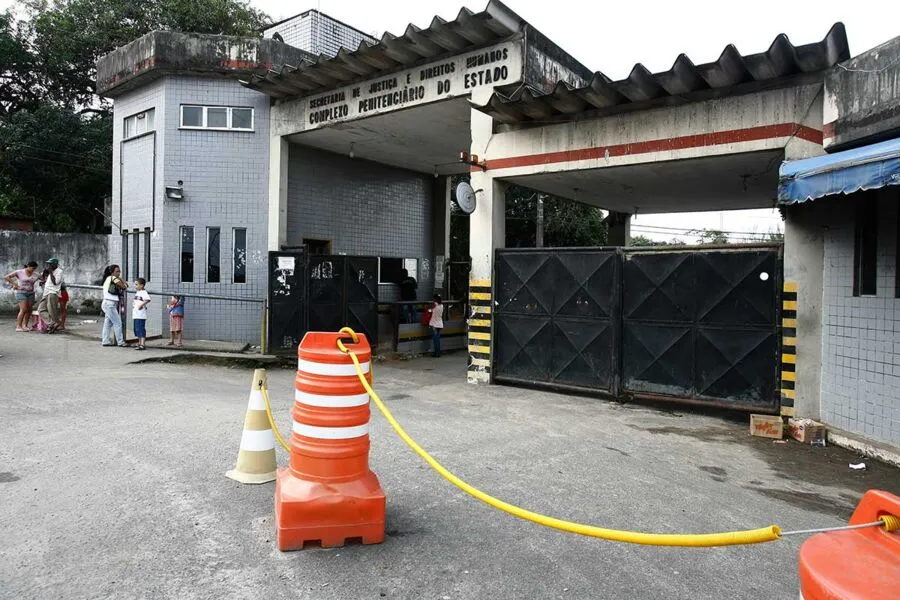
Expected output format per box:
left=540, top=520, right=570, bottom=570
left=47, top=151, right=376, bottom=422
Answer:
left=166, top=294, right=184, bottom=347
left=132, top=278, right=150, bottom=350
left=58, top=285, right=69, bottom=330
left=428, top=294, right=444, bottom=358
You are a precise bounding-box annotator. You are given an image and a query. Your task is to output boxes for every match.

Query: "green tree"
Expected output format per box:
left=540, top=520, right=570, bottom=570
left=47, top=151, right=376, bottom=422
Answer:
left=691, top=229, right=730, bottom=245
left=0, top=11, right=43, bottom=117
left=505, top=184, right=607, bottom=248
left=1, top=0, right=271, bottom=232
left=448, top=178, right=608, bottom=261
left=630, top=235, right=686, bottom=247
left=0, top=104, right=112, bottom=231
left=29, top=0, right=270, bottom=108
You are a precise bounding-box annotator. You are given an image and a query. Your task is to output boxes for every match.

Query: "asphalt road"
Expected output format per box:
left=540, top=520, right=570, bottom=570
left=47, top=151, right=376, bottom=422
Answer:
left=1, top=322, right=898, bottom=599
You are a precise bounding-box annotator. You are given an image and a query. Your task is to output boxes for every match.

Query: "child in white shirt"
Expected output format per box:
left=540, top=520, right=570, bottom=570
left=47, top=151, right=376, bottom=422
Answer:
left=132, top=278, right=151, bottom=350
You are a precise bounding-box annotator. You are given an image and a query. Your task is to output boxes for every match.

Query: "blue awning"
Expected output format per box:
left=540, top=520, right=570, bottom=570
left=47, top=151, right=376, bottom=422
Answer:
left=778, top=137, right=900, bottom=205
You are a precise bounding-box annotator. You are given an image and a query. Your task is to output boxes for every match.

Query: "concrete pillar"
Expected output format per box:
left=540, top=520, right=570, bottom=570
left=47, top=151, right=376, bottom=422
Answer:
left=782, top=204, right=826, bottom=420
left=467, top=95, right=505, bottom=384
left=606, top=211, right=632, bottom=246
left=267, top=136, right=289, bottom=251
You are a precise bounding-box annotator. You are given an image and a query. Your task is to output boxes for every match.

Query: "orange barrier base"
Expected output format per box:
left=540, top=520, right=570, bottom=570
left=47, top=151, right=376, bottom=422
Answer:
left=274, top=467, right=386, bottom=551
left=799, top=490, right=900, bottom=599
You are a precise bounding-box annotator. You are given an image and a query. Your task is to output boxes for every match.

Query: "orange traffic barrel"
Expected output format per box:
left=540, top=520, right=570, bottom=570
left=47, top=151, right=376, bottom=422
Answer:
left=274, top=331, right=385, bottom=551
left=799, top=489, right=900, bottom=599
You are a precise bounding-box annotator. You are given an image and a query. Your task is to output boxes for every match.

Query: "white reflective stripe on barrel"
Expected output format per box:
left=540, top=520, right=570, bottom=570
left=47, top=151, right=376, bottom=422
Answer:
left=292, top=421, right=369, bottom=440
left=298, top=359, right=370, bottom=376
left=295, top=390, right=370, bottom=408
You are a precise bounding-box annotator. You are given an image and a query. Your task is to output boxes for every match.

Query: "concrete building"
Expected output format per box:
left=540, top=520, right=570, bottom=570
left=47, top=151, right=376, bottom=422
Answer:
left=96, top=32, right=312, bottom=341
left=264, top=10, right=376, bottom=58
left=778, top=35, right=900, bottom=459
left=96, top=2, right=898, bottom=454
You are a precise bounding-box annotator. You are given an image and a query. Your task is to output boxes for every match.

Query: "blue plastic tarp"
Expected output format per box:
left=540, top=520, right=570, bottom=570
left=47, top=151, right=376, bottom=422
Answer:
left=777, top=137, right=900, bottom=205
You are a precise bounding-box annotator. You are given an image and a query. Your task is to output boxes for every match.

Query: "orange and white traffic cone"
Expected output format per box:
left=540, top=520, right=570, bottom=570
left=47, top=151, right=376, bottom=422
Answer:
left=226, top=369, right=278, bottom=484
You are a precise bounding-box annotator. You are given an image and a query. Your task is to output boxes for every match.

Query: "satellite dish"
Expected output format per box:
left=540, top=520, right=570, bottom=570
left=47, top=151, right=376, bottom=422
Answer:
left=455, top=181, right=477, bottom=215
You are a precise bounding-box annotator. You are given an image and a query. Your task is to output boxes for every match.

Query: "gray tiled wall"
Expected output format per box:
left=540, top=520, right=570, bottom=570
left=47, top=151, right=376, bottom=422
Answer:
left=111, top=76, right=270, bottom=344
left=286, top=144, right=436, bottom=300
left=157, top=76, right=271, bottom=344
left=820, top=188, right=900, bottom=447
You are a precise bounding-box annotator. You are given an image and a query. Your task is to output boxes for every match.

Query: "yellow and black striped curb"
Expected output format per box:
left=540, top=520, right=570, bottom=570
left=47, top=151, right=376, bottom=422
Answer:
left=467, top=279, right=491, bottom=382
left=780, top=281, right=797, bottom=417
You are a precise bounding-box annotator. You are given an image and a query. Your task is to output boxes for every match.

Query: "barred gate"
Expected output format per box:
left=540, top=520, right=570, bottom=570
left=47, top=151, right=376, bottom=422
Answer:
left=493, top=246, right=781, bottom=411
left=268, top=253, right=378, bottom=355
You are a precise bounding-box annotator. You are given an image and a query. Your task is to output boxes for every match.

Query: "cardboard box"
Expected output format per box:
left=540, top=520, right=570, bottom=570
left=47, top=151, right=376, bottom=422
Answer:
left=750, top=414, right=784, bottom=439
left=789, top=418, right=826, bottom=444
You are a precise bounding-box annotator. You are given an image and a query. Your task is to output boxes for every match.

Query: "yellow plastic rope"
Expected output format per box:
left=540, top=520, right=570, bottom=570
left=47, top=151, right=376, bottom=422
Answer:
left=261, top=387, right=291, bottom=452
left=335, top=327, right=781, bottom=547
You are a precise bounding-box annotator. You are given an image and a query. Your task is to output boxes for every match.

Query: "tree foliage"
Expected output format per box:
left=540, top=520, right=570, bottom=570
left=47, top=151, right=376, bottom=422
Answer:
left=0, top=0, right=270, bottom=232
left=630, top=235, right=686, bottom=247
left=449, top=177, right=608, bottom=261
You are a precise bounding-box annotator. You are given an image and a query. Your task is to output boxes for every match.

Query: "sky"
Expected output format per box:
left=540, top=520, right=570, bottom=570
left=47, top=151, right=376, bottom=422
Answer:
left=5, top=0, right=899, bottom=242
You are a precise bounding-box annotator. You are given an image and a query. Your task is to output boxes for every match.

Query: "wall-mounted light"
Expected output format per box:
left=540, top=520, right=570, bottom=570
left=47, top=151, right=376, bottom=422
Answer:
left=433, top=165, right=439, bottom=178
left=165, top=180, right=184, bottom=201
left=349, top=143, right=355, bottom=159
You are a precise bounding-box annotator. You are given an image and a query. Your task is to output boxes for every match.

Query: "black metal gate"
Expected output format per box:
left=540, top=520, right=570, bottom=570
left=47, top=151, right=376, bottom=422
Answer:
left=308, top=255, right=379, bottom=346
left=494, top=246, right=781, bottom=411
left=268, top=250, right=306, bottom=353
left=494, top=249, right=620, bottom=394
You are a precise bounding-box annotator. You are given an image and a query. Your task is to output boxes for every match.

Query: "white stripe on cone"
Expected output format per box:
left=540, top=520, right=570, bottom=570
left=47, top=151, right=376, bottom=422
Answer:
left=298, top=359, right=370, bottom=376
left=239, top=428, right=276, bottom=451
left=294, top=390, right=370, bottom=408
left=247, top=390, right=266, bottom=411
left=292, top=421, right=368, bottom=440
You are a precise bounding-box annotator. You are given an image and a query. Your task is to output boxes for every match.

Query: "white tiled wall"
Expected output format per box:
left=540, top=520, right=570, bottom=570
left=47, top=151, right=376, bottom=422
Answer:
left=820, top=188, right=900, bottom=446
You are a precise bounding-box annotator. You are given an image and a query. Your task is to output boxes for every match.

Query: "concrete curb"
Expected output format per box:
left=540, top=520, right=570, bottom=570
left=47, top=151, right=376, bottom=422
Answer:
left=827, top=428, right=900, bottom=468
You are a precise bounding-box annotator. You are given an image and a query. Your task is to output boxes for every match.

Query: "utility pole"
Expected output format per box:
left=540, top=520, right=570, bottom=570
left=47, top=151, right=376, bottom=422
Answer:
left=536, top=194, right=545, bottom=248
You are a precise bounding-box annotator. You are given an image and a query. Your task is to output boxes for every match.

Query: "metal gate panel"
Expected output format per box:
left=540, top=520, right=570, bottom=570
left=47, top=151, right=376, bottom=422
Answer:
left=494, top=315, right=553, bottom=381
left=345, top=256, right=378, bottom=345
left=308, top=255, right=344, bottom=333
left=551, top=318, right=615, bottom=389
left=622, top=248, right=780, bottom=410
left=494, top=249, right=619, bottom=393
left=495, top=246, right=781, bottom=411
left=622, top=252, right=693, bottom=321
left=694, top=251, right=778, bottom=326
left=695, top=327, right=778, bottom=404
left=267, top=251, right=306, bottom=353
left=622, top=323, right=693, bottom=396
left=495, top=252, right=555, bottom=315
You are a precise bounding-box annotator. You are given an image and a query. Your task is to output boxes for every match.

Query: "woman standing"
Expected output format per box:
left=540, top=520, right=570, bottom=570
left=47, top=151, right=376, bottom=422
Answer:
left=4, top=261, right=40, bottom=331
left=428, top=294, right=444, bottom=358
left=101, top=264, right=128, bottom=347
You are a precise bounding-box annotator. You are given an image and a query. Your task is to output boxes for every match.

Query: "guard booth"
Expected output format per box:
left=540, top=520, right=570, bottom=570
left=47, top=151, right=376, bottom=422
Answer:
left=492, top=245, right=783, bottom=412
left=268, top=251, right=378, bottom=354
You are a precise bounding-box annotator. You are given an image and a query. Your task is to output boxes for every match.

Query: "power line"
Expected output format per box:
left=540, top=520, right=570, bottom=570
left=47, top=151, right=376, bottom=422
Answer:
left=18, top=154, right=111, bottom=174
left=630, top=222, right=782, bottom=236
left=9, top=142, right=108, bottom=162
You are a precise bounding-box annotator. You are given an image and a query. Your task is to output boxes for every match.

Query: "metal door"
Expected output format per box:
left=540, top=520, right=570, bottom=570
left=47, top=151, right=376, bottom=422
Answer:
left=493, top=248, right=620, bottom=394
left=307, top=255, right=379, bottom=347
left=621, top=247, right=780, bottom=410
left=267, top=250, right=306, bottom=353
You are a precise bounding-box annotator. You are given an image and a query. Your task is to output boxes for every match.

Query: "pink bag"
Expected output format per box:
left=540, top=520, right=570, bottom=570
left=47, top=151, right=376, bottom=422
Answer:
left=32, top=314, right=49, bottom=332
